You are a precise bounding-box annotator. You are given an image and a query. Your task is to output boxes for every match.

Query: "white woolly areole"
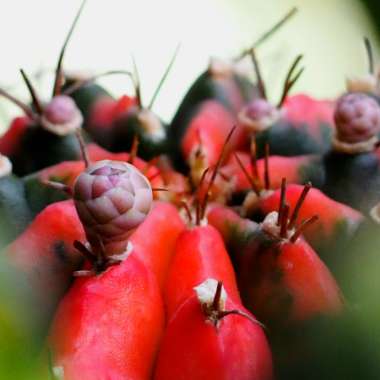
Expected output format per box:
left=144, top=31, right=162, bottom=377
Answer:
left=194, top=278, right=227, bottom=310
left=41, top=108, right=83, bottom=136
left=261, top=211, right=294, bottom=240
left=242, top=189, right=273, bottom=216
left=108, top=241, right=134, bottom=263
left=0, top=154, right=12, bottom=177
left=346, top=74, right=378, bottom=94
left=238, top=107, right=282, bottom=133
left=137, top=109, right=166, bottom=141
left=370, top=203, right=380, bottom=225
left=208, top=57, right=234, bottom=78
left=332, top=134, right=378, bottom=154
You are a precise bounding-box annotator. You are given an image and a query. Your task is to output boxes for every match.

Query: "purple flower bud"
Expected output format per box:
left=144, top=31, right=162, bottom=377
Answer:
left=238, top=99, right=281, bottom=133
left=73, top=160, right=153, bottom=255
left=41, top=95, right=83, bottom=136
left=245, top=99, right=276, bottom=120
left=334, top=93, right=380, bottom=143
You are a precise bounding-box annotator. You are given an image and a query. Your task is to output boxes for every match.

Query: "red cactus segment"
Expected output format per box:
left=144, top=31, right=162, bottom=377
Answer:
left=0, top=116, right=31, bottom=157
left=181, top=100, right=245, bottom=182
left=39, top=161, right=85, bottom=188
left=88, top=95, right=137, bottom=130
left=258, top=184, right=363, bottom=245
left=240, top=236, right=343, bottom=323
left=154, top=280, right=273, bottom=380
left=6, top=200, right=84, bottom=308
left=207, top=204, right=257, bottom=244
left=86, top=143, right=163, bottom=186
left=130, top=201, right=186, bottom=289
left=222, top=151, right=315, bottom=193
left=164, top=225, right=241, bottom=320
left=282, top=94, right=334, bottom=139
left=49, top=254, right=164, bottom=380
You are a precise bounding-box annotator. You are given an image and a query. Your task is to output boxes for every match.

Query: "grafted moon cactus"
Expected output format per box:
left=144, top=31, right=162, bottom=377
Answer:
left=73, top=160, right=153, bottom=256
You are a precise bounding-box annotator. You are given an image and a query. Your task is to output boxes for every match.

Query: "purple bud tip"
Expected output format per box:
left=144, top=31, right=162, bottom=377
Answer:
left=41, top=95, right=83, bottom=136
left=73, top=160, right=153, bottom=255
left=334, top=93, right=380, bottom=144
left=245, top=99, right=276, bottom=121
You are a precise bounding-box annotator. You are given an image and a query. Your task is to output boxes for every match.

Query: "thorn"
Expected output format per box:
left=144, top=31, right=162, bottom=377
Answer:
left=53, top=0, right=87, bottom=96
left=75, top=130, right=90, bottom=168
left=73, top=269, right=96, bottom=277
left=264, top=144, right=270, bottom=190
left=131, top=55, right=142, bottom=108
left=0, top=87, right=35, bottom=119
left=73, top=240, right=96, bottom=262
left=277, top=177, right=287, bottom=226
left=218, top=309, right=266, bottom=329
left=148, top=43, right=181, bottom=110
left=236, top=7, right=298, bottom=60
left=290, top=215, right=319, bottom=243
left=250, top=136, right=259, bottom=179
left=19, top=69, right=43, bottom=114
left=234, top=152, right=260, bottom=195
left=179, top=200, right=193, bottom=224
left=364, top=37, right=375, bottom=75
left=63, top=70, right=133, bottom=96
left=280, top=204, right=290, bottom=238
left=278, top=54, right=304, bottom=108
left=212, top=281, right=223, bottom=311
left=128, top=135, right=139, bottom=164
left=200, top=126, right=236, bottom=219
left=287, top=182, right=312, bottom=230
left=250, top=49, right=266, bottom=99
left=196, top=167, right=210, bottom=226
left=152, top=187, right=169, bottom=192
left=43, top=180, right=73, bottom=196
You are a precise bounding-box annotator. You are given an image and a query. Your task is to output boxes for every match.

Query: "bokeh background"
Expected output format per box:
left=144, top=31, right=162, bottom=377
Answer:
left=0, top=0, right=379, bottom=128
left=1, top=0, right=380, bottom=379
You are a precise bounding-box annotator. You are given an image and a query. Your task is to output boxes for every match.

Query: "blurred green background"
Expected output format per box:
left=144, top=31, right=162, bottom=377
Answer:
left=0, top=0, right=380, bottom=379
